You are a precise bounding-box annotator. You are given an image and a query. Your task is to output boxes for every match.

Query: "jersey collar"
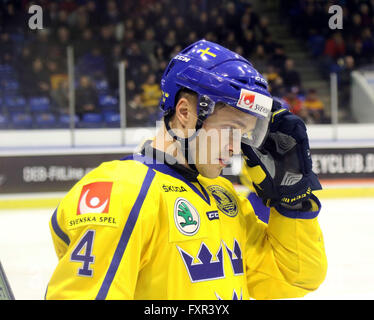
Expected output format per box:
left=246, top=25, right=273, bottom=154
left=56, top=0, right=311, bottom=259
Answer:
left=121, top=142, right=210, bottom=205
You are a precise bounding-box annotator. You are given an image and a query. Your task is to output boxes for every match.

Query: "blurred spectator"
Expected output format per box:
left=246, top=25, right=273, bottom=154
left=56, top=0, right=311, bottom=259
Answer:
left=141, top=74, right=162, bottom=110
left=20, top=58, right=51, bottom=98
left=1, top=2, right=23, bottom=33
left=303, top=89, right=325, bottom=123
left=102, top=0, right=123, bottom=25
left=300, top=3, right=325, bottom=38
left=169, top=45, right=183, bottom=60
left=77, top=47, right=107, bottom=79
left=69, top=5, right=89, bottom=36
left=224, top=2, right=240, bottom=37
left=53, top=26, right=72, bottom=55
left=54, top=9, right=70, bottom=30
left=125, top=43, right=147, bottom=75
left=213, top=16, right=227, bottom=43
left=0, top=31, right=14, bottom=65
left=134, top=17, right=146, bottom=40
left=359, top=3, right=372, bottom=28
left=51, top=79, right=69, bottom=114
left=74, top=28, right=96, bottom=59
left=140, top=28, right=157, bottom=61
left=17, top=46, right=33, bottom=73
left=60, top=0, right=78, bottom=14
left=132, top=63, right=151, bottom=88
left=257, top=16, right=271, bottom=39
left=242, top=30, right=256, bottom=57
left=85, top=0, right=101, bottom=27
left=349, top=14, right=363, bottom=42
left=348, top=40, right=365, bottom=66
left=361, top=28, right=374, bottom=62
left=338, top=55, right=355, bottom=113
left=223, top=31, right=238, bottom=51
left=264, top=64, right=280, bottom=84
left=106, top=44, right=125, bottom=90
left=128, top=93, right=148, bottom=126
left=46, top=59, right=67, bottom=91
left=240, top=3, right=259, bottom=28
left=261, top=34, right=277, bottom=56
left=197, top=12, right=209, bottom=39
left=271, top=44, right=287, bottom=72
left=324, top=32, right=346, bottom=60
left=281, top=58, right=301, bottom=92
left=126, top=79, right=139, bottom=103
left=75, top=75, right=99, bottom=119
left=186, top=32, right=199, bottom=49
left=264, top=64, right=283, bottom=95
left=99, top=24, right=117, bottom=58
left=174, top=16, right=189, bottom=41
left=282, top=88, right=303, bottom=117
left=164, top=30, right=177, bottom=57
left=270, top=77, right=286, bottom=97
left=29, top=29, right=51, bottom=59
left=155, top=16, right=170, bottom=43
left=251, top=44, right=267, bottom=73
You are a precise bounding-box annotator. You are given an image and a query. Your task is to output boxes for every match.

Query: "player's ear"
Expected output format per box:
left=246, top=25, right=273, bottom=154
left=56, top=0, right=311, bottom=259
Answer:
left=173, top=96, right=197, bottom=130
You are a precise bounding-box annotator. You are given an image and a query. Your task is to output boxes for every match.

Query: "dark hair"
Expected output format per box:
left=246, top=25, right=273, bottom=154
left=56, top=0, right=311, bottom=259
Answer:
left=174, top=87, right=197, bottom=106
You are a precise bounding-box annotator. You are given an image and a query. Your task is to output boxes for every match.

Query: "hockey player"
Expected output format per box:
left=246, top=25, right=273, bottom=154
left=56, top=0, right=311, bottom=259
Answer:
left=46, top=40, right=327, bottom=300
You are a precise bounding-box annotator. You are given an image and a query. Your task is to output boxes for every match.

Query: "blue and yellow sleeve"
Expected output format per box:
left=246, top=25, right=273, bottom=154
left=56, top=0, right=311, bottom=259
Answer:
left=46, top=160, right=159, bottom=300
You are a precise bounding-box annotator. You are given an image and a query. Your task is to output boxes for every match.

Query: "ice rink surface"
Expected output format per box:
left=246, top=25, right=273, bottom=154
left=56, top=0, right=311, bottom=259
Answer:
left=1, top=196, right=374, bottom=300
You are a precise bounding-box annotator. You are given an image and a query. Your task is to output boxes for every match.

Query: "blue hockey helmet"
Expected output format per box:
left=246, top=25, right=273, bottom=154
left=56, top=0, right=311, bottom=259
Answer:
left=159, top=39, right=273, bottom=148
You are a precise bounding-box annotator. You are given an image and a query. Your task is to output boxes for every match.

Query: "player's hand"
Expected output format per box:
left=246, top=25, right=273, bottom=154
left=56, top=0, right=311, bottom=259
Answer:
left=241, top=101, right=321, bottom=209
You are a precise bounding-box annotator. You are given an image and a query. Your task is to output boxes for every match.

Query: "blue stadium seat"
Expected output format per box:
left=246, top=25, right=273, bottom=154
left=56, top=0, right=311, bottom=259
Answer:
left=78, top=113, right=103, bottom=128
left=58, top=114, right=79, bottom=128
left=2, top=80, right=19, bottom=93
left=0, top=114, right=9, bottom=129
left=95, top=79, right=109, bottom=94
left=11, top=112, right=33, bottom=129
left=3, top=96, right=27, bottom=113
left=99, top=94, right=118, bottom=112
left=34, top=113, right=57, bottom=128
left=103, top=112, right=121, bottom=128
left=0, top=64, right=14, bottom=76
left=29, top=97, right=51, bottom=113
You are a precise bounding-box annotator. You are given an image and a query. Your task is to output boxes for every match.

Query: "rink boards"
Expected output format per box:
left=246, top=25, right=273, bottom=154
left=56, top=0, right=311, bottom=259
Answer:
left=1, top=137, right=374, bottom=208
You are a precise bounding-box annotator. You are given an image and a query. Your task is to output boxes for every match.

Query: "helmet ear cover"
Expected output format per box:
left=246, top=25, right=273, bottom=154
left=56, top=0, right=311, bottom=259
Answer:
left=165, top=88, right=216, bottom=133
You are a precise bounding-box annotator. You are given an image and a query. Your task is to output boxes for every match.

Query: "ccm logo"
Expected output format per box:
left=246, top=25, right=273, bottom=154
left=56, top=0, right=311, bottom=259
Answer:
left=206, top=210, right=219, bottom=221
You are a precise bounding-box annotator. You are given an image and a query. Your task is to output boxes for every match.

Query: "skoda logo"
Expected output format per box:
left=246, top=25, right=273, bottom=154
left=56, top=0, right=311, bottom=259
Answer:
left=174, top=198, right=200, bottom=236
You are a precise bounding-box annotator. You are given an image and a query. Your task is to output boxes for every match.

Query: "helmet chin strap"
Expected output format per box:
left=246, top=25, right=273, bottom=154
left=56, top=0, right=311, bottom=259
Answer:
left=163, top=112, right=202, bottom=173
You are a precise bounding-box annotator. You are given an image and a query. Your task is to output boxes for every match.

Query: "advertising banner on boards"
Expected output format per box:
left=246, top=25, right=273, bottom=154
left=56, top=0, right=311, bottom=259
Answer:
left=1, top=148, right=374, bottom=194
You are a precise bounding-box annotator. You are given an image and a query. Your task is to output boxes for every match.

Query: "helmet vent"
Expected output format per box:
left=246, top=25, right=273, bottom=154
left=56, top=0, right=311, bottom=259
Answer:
left=254, top=80, right=267, bottom=89
left=230, top=83, right=240, bottom=90
left=164, top=60, right=176, bottom=77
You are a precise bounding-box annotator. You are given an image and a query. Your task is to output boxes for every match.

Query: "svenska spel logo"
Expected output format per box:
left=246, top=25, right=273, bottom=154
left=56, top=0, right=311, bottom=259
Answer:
left=77, top=182, right=113, bottom=215
left=237, top=89, right=255, bottom=110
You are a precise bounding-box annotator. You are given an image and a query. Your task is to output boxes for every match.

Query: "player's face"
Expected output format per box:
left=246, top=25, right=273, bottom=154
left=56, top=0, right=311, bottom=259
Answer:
left=192, top=105, right=257, bottom=178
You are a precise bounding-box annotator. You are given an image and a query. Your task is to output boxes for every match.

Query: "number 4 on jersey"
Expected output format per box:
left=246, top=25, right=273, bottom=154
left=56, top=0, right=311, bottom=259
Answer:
left=70, top=230, right=95, bottom=277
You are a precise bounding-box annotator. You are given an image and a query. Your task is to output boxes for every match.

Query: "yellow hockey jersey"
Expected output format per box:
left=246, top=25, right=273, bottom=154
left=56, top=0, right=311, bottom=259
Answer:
left=45, top=149, right=327, bottom=300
